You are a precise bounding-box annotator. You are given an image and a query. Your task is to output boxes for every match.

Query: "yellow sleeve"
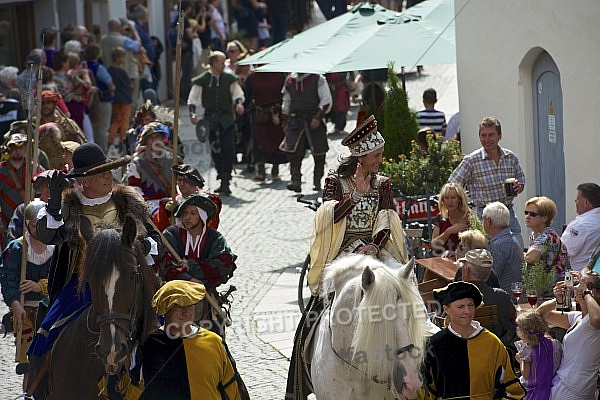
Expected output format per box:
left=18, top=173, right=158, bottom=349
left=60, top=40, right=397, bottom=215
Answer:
left=220, top=343, right=243, bottom=400
left=501, top=344, right=525, bottom=399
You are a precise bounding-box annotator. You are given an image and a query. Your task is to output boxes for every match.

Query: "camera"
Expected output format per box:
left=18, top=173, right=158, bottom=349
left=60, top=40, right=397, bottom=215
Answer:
left=565, top=270, right=574, bottom=289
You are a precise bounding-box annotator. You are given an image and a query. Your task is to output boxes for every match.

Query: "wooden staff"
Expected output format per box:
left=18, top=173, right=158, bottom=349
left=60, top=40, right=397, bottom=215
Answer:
left=171, top=1, right=184, bottom=201
left=147, top=219, right=232, bottom=327
left=15, top=62, right=42, bottom=362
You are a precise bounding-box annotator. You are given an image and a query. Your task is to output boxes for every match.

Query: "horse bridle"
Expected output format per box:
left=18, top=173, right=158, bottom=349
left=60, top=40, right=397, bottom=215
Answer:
left=326, top=304, right=416, bottom=392
left=87, top=259, right=143, bottom=344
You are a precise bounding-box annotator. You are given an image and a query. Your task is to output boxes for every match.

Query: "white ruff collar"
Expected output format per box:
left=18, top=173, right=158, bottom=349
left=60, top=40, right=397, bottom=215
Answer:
left=75, top=186, right=112, bottom=206
left=26, top=232, right=55, bottom=265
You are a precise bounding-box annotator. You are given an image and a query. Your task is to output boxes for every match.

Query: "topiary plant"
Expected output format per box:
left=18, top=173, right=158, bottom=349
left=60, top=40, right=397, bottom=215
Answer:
left=382, top=62, right=419, bottom=160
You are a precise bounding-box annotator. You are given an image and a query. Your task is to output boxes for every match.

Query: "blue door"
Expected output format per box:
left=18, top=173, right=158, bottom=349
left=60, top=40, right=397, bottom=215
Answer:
left=532, top=52, right=565, bottom=232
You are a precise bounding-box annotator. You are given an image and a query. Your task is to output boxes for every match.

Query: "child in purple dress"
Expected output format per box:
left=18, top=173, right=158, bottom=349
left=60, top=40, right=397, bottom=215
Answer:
left=515, top=311, right=562, bottom=400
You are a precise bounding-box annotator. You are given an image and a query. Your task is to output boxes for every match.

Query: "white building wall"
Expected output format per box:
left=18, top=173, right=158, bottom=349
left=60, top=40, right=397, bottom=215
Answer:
left=455, top=0, right=600, bottom=222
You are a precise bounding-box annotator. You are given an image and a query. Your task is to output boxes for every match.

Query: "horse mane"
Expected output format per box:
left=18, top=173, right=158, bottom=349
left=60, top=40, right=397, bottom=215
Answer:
left=81, top=226, right=158, bottom=341
left=324, top=254, right=427, bottom=384
left=320, top=254, right=371, bottom=302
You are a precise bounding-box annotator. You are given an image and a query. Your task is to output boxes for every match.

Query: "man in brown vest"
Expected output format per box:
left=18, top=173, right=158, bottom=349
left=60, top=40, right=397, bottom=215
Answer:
left=280, top=73, right=332, bottom=193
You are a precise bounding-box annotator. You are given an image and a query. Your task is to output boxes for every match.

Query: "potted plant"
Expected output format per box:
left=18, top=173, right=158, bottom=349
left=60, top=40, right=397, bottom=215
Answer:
left=522, top=261, right=557, bottom=298
left=380, top=134, right=463, bottom=197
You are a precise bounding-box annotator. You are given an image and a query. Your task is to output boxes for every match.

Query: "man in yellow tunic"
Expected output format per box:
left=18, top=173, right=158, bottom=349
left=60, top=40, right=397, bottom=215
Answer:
left=141, top=280, right=249, bottom=400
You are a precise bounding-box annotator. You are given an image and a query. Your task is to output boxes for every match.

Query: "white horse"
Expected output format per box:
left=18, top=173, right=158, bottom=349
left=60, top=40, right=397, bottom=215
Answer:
left=307, top=254, right=429, bottom=399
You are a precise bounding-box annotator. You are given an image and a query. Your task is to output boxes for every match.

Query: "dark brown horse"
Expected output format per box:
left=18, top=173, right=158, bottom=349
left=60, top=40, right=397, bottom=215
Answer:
left=38, top=216, right=157, bottom=399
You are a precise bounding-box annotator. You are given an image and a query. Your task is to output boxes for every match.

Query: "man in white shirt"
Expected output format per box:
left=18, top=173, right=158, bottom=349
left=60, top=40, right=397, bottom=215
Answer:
left=561, top=183, right=600, bottom=271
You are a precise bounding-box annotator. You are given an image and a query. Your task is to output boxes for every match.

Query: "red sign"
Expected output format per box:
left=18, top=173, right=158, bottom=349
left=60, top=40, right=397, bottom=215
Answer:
left=395, top=198, right=440, bottom=221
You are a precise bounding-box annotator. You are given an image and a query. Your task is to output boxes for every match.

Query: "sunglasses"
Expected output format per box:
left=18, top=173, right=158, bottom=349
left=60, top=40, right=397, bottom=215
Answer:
left=524, top=210, right=540, bottom=217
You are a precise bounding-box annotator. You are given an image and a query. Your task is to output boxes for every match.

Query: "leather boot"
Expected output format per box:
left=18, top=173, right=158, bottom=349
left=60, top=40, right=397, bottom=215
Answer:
left=254, top=162, right=266, bottom=181
left=313, top=155, right=326, bottom=191
left=271, top=164, right=281, bottom=181
left=26, top=354, right=48, bottom=398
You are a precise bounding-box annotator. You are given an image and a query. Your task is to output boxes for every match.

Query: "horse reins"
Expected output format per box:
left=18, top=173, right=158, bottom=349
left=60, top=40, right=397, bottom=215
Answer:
left=326, top=304, right=415, bottom=392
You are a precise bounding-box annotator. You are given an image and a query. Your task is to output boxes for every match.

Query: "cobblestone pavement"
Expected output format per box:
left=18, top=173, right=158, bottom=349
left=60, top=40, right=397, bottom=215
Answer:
left=0, top=63, right=457, bottom=399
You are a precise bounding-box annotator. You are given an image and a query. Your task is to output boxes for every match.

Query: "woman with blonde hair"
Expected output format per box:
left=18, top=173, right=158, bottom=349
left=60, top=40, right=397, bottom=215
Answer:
left=524, top=196, right=570, bottom=279
left=432, top=182, right=472, bottom=255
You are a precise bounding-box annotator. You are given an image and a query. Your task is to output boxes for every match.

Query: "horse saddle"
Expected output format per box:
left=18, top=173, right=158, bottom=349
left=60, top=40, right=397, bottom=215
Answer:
left=302, top=305, right=328, bottom=365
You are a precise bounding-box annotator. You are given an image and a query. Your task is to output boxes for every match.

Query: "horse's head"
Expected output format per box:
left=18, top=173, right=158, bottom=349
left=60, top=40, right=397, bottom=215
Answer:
left=323, top=254, right=427, bottom=399
left=82, top=215, right=157, bottom=375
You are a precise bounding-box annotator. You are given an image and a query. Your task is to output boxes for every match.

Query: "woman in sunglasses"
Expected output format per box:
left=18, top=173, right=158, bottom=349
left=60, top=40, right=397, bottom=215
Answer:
left=537, top=271, right=600, bottom=399
left=524, top=196, right=571, bottom=279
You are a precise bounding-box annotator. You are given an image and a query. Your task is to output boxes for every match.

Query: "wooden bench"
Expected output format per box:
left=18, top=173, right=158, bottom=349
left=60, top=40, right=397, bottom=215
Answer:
left=418, top=278, right=445, bottom=303
left=474, top=304, right=500, bottom=330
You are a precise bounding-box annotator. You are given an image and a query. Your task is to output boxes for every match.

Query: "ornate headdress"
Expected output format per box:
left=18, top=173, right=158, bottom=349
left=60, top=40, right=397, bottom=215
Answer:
left=341, top=115, right=385, bottom=156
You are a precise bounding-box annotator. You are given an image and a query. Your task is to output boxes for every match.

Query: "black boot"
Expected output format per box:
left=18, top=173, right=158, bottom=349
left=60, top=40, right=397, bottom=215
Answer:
left=215, top=178, right=232, bottom=196
left=287, top=181, right=301, bottom=193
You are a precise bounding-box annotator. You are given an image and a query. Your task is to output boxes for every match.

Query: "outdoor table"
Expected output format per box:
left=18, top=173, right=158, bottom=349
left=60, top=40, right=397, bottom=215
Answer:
left=416, top=257, right=458, bottom=283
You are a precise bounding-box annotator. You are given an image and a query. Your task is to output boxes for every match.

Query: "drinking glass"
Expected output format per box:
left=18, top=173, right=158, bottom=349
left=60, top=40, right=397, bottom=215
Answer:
left=527, top=290, right=538, bottom=309
left=511, top=282, right=523, bottom=312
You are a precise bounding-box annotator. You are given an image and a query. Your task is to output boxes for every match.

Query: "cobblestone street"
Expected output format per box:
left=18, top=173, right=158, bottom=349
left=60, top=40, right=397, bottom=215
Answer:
left=0, top=63, right=457, bottom=399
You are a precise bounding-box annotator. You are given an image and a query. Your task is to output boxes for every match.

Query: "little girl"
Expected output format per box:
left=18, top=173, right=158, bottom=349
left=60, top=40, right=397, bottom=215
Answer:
left=515, top=311, right=562, bottom=400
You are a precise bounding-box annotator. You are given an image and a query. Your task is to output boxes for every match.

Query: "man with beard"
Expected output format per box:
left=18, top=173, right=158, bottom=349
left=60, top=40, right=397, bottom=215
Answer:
left=0, top=133, right=40, bottom=248
left=36, top=90, right=84, bottom=144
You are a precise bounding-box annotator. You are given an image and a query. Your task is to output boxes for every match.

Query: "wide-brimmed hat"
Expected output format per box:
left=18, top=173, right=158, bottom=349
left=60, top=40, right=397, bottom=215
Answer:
left=172, top=163, right=205, bottom=187
left=139, top=121, right=169, bottom=146
left=341, top=115, right=385, bottom=156
left=433, top=281, right=483, bottom=308
left=173, top=194, right=217, bottom=220
left=6, top=133, right=28, bottom=148
left=4, top=120, right=29, bottom=143
left=151, top=280, right=206, bottom=316
left=66, top=142, right=130, bottom=177
left=32, top=169, right=55, bottom=191
left=457, top=249, right=493, bottom=269
left=9, top=120, right=28, bottom=134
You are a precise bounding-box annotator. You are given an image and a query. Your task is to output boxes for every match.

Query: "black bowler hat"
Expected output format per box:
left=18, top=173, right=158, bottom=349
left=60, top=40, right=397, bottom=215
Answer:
left=173, top=194, right=217, bottom=221
left=433, top=281, right=483, bottom=308
left=172, top=163, right=205, bottom=187
left=66, top=142, right=131, bottom=177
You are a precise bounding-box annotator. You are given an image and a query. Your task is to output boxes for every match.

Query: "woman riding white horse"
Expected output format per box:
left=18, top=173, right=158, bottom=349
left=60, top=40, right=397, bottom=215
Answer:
left=286, top=115, right=410, bottom=400
left=309, top=254, right=429, bottom=399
